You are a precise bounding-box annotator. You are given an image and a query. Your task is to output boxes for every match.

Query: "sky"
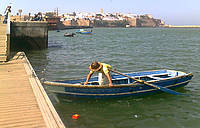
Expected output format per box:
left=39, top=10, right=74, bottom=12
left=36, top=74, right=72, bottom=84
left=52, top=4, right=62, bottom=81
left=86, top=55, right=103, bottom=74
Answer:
left=1, top=0, right=200, bottom=25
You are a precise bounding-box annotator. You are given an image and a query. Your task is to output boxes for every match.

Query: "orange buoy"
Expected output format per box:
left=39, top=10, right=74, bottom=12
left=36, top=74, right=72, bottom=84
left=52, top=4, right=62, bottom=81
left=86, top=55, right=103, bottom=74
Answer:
left=72, top=114, right=80, bottom=119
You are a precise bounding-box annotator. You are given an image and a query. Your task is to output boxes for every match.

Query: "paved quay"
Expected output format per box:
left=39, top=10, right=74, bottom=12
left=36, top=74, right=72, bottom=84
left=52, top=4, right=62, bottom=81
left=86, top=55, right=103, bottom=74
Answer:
left=0, top=52, right=65, bottom=128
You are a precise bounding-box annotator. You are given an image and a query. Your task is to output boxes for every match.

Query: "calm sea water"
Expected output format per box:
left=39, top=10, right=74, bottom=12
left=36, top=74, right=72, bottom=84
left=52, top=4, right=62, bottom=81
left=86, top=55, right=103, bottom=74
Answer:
left=26, top=28, right=200, bottom=128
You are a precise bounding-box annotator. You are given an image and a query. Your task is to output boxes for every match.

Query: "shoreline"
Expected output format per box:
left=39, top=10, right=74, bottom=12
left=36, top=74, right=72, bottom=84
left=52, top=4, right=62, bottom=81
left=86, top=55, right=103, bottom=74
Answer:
left=163, top=25, right=200, bottom=28
left=49, top=26, right=200, bottom=30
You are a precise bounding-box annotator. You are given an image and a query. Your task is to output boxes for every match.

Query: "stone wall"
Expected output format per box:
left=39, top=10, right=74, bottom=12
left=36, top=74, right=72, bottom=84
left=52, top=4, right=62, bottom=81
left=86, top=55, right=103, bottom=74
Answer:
left=126, top=18, right=137, bottom=27
left=136, top=17, right=162, bottom=27
left=93, top=20, right=129, bottom=27
left=60, top=17, right=163, bottom=28
left=62, top=19, right=91, bottom=27
left=77, top=19, right=91, bottom=26
left=62, top=20, right=71, bottom=26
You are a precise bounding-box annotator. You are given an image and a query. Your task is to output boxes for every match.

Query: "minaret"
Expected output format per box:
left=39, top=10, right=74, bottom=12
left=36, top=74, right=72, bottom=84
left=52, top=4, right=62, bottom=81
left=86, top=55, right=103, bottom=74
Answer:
left=100, top=8, right=103, bottom=14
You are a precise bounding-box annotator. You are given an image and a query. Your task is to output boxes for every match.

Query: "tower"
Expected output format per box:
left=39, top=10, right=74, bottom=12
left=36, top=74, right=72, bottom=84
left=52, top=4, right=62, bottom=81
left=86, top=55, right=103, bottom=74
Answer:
left=100, top=8, right=103, bottom=14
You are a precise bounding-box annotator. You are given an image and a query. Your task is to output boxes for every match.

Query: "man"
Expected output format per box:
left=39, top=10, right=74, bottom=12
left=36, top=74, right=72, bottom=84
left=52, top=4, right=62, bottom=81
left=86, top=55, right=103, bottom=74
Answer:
left=3, top=6, right=11, bottom=24
left=84, top=61, right=113, bottom=86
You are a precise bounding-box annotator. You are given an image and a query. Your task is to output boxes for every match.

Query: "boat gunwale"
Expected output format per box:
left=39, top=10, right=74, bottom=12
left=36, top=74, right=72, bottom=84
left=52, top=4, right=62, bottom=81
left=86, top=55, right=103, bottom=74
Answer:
left=43, top=72, right=193, bottom=88
left=46, top=80, right=192, bottom=96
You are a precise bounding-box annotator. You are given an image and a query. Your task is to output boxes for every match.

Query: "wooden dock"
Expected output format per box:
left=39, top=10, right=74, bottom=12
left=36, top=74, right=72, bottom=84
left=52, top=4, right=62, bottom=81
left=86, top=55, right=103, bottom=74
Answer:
left=0, top=52, right=65, bottom=128
left=0, top=23, right=9, bottom=62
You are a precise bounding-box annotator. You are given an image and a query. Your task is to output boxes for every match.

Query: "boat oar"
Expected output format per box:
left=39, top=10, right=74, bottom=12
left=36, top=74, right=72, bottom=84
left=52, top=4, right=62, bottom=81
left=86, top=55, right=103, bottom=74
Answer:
left=110, top=69, right=185, bottom=95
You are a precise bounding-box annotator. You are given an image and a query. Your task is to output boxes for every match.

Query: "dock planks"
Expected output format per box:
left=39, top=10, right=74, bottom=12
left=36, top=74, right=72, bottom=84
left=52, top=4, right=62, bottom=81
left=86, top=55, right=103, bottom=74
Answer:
left=0, top=52, right=65, bottom=128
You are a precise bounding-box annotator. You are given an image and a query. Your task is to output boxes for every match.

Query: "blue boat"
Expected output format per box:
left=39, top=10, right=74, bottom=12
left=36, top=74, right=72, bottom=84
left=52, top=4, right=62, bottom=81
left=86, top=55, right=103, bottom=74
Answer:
left=76, top=29, right=92, bottom=34
left=43, top=69, right=193, bottom=98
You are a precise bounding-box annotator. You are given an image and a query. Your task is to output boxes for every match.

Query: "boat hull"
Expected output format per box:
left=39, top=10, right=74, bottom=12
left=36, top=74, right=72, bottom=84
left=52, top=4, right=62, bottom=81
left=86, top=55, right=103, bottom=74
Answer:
left=44, top=70, right=193, bottom=98
left=77, top=32, right=92, bottom=34
left=76, top=29, right=92, bottom=34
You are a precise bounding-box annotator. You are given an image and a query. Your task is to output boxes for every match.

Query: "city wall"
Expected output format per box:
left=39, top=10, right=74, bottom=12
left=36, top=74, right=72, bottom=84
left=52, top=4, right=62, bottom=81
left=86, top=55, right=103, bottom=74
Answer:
left=61, top=17, right=160, bottom=28
left=136, top=18, right=160, bottom=27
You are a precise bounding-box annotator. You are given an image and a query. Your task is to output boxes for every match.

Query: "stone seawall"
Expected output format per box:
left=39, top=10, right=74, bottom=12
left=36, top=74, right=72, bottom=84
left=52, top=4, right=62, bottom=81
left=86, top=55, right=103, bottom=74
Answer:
left=11, top=21, right=48, bottom=50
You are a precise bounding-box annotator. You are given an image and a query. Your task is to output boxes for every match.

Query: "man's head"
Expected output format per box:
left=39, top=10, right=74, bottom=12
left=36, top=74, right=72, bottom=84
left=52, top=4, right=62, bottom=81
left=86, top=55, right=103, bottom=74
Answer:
left=89, top=61, right=102, bottom=71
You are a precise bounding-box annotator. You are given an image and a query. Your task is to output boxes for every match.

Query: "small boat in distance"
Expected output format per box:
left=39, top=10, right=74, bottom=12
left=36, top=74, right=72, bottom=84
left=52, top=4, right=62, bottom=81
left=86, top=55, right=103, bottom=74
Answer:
left=76, top=29, right=92, bottom=34
left=64, top=33, right=76, bottom=37
left=43, top=69, right=193, bottom=98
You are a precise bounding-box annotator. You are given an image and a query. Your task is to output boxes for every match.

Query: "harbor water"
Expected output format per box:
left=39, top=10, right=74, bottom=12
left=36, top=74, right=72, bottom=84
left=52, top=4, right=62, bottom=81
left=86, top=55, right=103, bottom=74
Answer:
left=27, top=28, right=200, bottom=128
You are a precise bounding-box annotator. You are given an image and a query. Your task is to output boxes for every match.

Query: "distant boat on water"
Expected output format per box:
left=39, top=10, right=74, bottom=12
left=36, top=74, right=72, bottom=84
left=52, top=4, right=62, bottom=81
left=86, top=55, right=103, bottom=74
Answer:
left=64, top=33, right=76, bottom=37
left=125, top=24, right=131, bottom=28
left=76, top=29, right=92, bottom=34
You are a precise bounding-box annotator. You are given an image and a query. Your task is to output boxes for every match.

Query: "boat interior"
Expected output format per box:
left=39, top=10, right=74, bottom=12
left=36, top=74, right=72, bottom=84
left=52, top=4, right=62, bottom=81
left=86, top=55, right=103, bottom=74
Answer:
left=58, top=70, right=186, bottom=85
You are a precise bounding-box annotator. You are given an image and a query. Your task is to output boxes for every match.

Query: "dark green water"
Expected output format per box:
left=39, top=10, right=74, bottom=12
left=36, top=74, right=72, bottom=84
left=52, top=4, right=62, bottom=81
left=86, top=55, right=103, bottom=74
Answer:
left=27, top=28, right=200, bottom=128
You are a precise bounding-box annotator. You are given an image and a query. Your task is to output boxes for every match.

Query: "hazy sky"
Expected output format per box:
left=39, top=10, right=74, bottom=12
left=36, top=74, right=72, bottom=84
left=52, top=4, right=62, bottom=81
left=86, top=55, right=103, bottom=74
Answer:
left=1, top=0, right=200, bottom=25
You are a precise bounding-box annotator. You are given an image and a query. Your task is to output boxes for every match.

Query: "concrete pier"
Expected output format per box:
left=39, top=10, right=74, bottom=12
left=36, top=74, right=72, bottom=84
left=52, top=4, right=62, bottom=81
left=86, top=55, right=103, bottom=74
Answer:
left=1, top=21, right=48, bottom=62
left=11, top=21, right=48, bottom=50
left=0, top=52, right=65, bottom=128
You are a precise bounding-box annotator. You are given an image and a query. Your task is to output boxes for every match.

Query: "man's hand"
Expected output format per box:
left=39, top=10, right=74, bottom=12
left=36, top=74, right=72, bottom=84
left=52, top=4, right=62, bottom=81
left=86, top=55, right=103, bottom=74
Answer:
left=137, top=80, right=144, bottom=83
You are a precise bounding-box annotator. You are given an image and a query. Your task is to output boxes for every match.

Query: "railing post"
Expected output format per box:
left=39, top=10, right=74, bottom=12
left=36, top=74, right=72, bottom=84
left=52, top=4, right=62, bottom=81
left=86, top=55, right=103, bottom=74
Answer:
left=6, top=11, right=10, bottom=60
